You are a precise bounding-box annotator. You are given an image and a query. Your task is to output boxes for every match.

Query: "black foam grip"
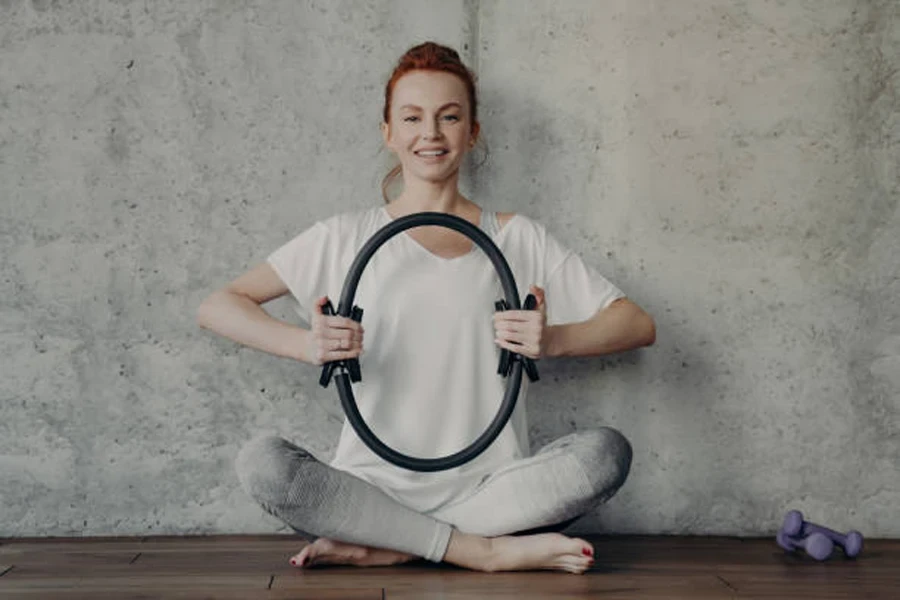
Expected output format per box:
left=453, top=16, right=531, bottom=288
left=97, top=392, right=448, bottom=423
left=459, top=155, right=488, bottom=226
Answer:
left=495, top=299, right=511, bottom=377
left=519, top=294, right=540, bottom=381
left=346, top=305, right=364, bottom=382
left=319, top=299, right=337, bottom=388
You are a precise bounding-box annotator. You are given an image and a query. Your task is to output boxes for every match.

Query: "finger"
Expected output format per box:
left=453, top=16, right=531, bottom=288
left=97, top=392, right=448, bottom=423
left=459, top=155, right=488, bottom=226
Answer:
left=322, top=328, right=364, bottom=343
left=310, top=298, right=326, bottom=325
left=495, top=337, right=538, bottom=358
left=312, top=296, right=331, bottom=316
left=328, top=337, right=363, bottom=351
left=314, top=349, right=361, bottom=365
left=494, top=310, right=538, bottom=323
left=495, top=328, right=532, bottom=346
left=497, top=328, right=541, bottom=351
left=494, top=321, right=525, bottom=335
left=495, top=337, right=523, bottom=349
left=323, top=314, right=363, bottom=328
left=530, top=285, right=546, bottom=310
left=322, top=316, right=364, bottom=333
left=328, top=348, right=363, bottom=360
left=496, top=319, right=543, bottom=337
left=315, top=344, right=363, bottom=365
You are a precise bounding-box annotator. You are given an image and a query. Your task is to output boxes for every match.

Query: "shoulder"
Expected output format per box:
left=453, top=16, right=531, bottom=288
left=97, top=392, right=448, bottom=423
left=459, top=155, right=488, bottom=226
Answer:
left=316, top=206, right=385, bottom=239
left=274, top=206, right=383, bottom=256
left=497, top=213, right=575, bottom=265
left=497, top=211, right=547, bottom=239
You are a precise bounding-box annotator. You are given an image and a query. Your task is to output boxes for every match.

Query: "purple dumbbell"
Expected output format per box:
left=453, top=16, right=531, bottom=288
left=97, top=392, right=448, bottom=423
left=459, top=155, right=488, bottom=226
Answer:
left=776, top=528, right=834, bottom=561
left=781, top=510, right=864, bottom=558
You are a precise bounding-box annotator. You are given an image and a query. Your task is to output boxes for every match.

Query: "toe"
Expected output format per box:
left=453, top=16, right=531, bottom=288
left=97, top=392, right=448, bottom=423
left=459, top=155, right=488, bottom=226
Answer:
left=572, top=537, right=594, bottom=557
left=559, top=554, right=593, bottom=574
left=290, top=547, right=309, bottom=568
left=564, top=558, right=591, bottom=575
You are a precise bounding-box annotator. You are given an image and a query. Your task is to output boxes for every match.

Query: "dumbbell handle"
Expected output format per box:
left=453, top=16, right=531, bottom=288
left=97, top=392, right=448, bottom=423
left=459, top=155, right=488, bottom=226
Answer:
left=802, top=522, right=841, bottom=539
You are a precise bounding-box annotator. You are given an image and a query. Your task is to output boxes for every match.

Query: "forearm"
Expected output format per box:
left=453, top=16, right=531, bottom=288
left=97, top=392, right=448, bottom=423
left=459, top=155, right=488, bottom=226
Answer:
left=197, top=290, right=313, bottom=363
left=545, top=298, right=656, bottom=358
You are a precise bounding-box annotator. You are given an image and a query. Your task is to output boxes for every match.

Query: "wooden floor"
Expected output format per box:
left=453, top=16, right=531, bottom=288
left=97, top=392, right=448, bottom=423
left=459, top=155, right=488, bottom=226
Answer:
left=0, top=534, right=896, bottom=599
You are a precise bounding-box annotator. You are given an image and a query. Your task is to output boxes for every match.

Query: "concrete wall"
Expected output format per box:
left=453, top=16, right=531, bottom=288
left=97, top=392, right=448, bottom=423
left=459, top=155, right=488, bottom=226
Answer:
left=1, top=0, right=897, bottom=538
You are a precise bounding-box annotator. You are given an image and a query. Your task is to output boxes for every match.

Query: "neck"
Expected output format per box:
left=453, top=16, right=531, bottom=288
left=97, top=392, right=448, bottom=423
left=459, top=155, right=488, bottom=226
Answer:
left=389, top=173, right=470, bottom=216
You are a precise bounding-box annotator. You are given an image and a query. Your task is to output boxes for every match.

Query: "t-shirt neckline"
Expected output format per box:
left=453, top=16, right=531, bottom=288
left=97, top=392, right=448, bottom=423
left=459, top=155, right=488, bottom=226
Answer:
left=377, top=206, right=515, bottom=264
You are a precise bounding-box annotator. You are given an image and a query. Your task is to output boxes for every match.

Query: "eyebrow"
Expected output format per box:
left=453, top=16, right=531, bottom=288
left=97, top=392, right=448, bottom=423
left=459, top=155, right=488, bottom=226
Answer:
left=398, top=102, right=462, bottom=112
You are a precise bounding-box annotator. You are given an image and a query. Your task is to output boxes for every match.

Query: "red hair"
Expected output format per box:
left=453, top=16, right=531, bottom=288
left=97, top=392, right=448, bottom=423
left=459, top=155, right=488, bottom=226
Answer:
left=381, top=42, right=479, bottom=201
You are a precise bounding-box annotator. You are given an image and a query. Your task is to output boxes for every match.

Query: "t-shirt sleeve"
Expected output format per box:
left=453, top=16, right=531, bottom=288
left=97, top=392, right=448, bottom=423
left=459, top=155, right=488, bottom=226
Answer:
left=542, top=230, right=625, bottom=326
left=267, top=222, right=335, bottom=324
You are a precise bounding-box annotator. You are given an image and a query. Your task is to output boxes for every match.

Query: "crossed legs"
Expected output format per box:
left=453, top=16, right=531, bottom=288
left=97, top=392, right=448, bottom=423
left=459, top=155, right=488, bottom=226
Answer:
left=235, top=428, right=631, bottom=574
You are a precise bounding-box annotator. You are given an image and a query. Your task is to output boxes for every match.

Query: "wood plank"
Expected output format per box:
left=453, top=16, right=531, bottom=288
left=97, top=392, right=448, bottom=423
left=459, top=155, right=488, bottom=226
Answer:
left=0, top=534, right=896, bottom=600
left=269, top=561, right=734, bottom=598
left=0, top=589, right=383, bottom=600
left=381, top=572, right=733, bottom=599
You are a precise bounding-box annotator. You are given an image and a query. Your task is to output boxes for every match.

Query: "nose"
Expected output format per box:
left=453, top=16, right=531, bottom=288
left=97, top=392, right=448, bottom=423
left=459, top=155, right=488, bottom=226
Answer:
left=423, top=116, right=441, bottom=140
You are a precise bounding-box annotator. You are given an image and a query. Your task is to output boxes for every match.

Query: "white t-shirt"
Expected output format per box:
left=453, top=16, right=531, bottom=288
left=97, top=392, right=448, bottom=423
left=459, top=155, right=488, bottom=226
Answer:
left=268, top=206, right=624, bottom=513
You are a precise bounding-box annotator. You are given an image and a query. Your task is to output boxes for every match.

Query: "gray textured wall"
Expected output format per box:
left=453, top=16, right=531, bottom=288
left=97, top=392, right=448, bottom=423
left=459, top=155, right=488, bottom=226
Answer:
left=1, top=0, right=897, bottom=538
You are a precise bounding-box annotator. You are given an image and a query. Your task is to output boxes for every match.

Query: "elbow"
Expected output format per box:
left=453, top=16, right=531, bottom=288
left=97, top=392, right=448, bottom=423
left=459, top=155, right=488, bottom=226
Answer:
left=196, top=296, right=212, bottom=330
left=196, top=290, right=223, bottom=330
left=637, top=310, right=656, bottom=347
left=643, top=314, right=657, bottom=346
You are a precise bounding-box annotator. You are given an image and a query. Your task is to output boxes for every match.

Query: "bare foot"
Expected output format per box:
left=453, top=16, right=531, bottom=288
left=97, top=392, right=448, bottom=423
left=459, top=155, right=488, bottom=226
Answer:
left=290, top=538, right=418, bottom=568
left=486, top=533, right=594, bottom=574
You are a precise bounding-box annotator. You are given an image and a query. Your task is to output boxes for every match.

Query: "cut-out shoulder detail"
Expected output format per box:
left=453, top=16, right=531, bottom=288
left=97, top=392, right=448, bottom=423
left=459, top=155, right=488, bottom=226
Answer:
left=497, top=212, right=516, bottom=231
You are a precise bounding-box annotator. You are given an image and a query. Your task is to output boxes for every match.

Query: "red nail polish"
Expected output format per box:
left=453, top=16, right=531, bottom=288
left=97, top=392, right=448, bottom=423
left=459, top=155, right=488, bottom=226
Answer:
left=290, top=558, right=297, bottom=566
left=582, top=548, right=593, bottom=557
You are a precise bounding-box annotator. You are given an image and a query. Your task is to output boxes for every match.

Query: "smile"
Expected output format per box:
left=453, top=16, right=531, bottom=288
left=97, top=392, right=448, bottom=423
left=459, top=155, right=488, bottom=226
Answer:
left=415, top=149, right=449, bottom=157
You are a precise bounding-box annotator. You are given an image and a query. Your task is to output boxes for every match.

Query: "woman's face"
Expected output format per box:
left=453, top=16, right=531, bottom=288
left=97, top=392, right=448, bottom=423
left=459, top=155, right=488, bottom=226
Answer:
left=382, top=70, right=479, bottom=187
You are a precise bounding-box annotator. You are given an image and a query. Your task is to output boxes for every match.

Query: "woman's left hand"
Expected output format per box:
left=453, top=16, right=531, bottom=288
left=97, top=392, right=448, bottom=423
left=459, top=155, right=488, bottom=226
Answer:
left=493, top=285, right=549, bottom=359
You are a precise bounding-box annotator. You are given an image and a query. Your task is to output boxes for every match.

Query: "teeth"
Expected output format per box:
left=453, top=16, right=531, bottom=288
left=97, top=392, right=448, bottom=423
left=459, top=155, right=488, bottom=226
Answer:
left=417, top=150, right=447, bottom=156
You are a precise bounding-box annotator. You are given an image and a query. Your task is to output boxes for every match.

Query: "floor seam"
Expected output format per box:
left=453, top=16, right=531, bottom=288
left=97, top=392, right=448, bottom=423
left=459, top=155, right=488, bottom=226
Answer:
left=717, top=573, right=738, bottom=593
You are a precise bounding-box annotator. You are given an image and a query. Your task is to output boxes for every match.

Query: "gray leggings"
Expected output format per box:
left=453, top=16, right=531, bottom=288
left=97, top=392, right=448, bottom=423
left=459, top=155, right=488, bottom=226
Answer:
left=235, top=428, right=632, bottom=563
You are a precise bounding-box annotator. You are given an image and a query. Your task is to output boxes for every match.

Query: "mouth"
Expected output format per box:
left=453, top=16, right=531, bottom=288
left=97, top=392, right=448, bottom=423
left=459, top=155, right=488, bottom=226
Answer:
left=415, top=149, right=449, bottom=157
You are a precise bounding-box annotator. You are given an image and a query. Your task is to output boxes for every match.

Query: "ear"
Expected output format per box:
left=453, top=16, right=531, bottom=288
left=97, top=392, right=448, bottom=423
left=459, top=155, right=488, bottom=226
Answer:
left=381, top=122, right=392, bottom=146
left=469, top=121, right=481, bottom=147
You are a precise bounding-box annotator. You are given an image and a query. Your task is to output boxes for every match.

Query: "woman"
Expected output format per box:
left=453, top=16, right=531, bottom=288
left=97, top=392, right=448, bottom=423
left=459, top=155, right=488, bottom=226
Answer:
left=198, top=42, right=655, bottom=575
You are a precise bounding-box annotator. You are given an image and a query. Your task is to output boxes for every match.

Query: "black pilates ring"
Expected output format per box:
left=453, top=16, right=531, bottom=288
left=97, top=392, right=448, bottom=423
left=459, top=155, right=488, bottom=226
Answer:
left=318, top=212, right=539, bottom=472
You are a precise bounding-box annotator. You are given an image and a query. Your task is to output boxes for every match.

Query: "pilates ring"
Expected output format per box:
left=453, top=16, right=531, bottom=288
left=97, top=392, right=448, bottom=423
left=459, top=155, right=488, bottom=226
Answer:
left=318, top=212, right=539, bottom=472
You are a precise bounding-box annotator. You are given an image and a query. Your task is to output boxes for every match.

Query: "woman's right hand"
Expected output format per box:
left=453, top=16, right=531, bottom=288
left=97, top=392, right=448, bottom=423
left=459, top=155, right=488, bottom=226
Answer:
left=308, top=296, right=365, bottom=366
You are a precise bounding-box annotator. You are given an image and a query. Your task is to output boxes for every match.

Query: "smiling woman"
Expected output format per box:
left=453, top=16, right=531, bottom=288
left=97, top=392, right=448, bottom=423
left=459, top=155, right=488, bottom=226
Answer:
left=380, top=43, right=480, bottom=203
left=197, top=41, right=655, bottom=575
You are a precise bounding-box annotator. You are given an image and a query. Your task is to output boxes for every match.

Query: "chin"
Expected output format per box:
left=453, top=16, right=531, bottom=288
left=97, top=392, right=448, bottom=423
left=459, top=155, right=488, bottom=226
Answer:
left=409, top=166, right=463, bottom=185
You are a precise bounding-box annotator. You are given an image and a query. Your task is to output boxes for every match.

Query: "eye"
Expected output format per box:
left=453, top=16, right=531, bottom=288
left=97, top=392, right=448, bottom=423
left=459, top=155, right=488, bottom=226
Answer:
left=403, top=116, right=420, bottom=123
left=442, top=114, right=460, bottom=122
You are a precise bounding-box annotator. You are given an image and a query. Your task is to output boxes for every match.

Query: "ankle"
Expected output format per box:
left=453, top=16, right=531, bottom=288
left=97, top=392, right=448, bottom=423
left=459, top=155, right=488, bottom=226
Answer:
left=444, top=530, right=497, bottom=572
left=481, top=536, right=501, bottom=572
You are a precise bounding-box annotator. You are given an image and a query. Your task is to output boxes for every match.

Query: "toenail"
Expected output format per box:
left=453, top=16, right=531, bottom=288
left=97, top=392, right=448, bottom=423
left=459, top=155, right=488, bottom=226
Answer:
left=582, top=548, right=593, bottom=557
left=290, top=558, right=297, bottom=566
